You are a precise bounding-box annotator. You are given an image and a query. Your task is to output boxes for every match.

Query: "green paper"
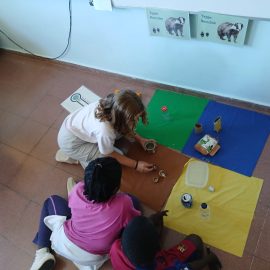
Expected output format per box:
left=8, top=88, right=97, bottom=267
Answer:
left=136, top=89, right=208, bottom=150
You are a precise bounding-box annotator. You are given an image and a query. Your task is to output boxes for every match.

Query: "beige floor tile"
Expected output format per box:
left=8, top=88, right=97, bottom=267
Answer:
left=5, top=201, right=41, bottom=256
left=5, top=119, right=48, bottom=153
left=0, top=184, right=29, bottom=235
left=0, top=111, right=26, bottom=143
left=254, top=211, right=270, bottom=262
left=30, top=128, right=59, bottom=165
left=0, top=144, right=27, bottom=183
left=29, top=95, right=64, bottom=126
left=250, top=256, right=270, bottom=270
left=0, top=235, right=33, bottom=270
left=7, top=157, right=69, bottom=204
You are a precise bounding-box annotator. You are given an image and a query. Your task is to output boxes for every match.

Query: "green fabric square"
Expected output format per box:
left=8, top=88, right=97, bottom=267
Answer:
left=136, top=89, right=209, bottom=150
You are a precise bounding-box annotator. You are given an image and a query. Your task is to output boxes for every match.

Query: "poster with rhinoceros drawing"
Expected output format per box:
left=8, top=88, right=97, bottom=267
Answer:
left=146, top=8, right=190, bottom=40
left=196, top=12, right=249, bottom=46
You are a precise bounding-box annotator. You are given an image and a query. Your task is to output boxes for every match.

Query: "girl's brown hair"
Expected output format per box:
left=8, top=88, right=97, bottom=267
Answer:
left=95, top=89, right=147, bottom=137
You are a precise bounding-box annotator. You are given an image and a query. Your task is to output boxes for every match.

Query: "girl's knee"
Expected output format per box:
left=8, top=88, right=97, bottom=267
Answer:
left=44, top=195, right=65, bottom=207
left=44, top=195, right=70, bottom=216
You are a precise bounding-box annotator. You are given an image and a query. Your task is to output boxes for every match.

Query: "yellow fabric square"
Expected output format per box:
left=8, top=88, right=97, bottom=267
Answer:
left=164, top=159, right=263, bottom=257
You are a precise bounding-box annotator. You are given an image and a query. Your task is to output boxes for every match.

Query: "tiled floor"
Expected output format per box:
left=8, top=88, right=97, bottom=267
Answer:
left=0, top=50, right=270, bottom=270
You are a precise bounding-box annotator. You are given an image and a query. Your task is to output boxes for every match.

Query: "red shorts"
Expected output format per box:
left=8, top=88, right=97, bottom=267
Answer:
left=155, top=239, right=197, bottom=269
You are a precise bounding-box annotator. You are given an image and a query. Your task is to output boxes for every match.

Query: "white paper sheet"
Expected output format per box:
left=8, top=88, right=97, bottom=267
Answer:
left=61, top=85, right=100, bottom=113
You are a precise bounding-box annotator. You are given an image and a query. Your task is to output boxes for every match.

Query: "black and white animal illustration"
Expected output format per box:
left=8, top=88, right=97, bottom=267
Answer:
left=217, top=22, right=244, bottom=43
left=165, top=17, right=185, bottom=36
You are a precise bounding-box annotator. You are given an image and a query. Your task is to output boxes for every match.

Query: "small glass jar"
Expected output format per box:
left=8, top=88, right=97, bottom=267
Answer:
left=200, top=202, right=210, bottom=220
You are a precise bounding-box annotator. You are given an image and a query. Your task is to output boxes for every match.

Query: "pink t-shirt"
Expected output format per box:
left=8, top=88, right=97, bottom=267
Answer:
left=110, top=239, right=135, bottom=270
left=63, top=182, right=140, bottom=255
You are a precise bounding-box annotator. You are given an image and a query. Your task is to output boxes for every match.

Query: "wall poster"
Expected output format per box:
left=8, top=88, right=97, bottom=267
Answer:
left=196, top=12, right=249, bottom=46
left=146, top=8, right=190, bottom=40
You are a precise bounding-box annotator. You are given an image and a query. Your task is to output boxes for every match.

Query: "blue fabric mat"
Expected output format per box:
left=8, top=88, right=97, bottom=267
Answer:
left=182, top=101, right=270, bottom=176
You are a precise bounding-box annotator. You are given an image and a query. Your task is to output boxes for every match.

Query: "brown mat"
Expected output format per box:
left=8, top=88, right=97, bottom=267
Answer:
left=121, top=142, right=189, bottom=211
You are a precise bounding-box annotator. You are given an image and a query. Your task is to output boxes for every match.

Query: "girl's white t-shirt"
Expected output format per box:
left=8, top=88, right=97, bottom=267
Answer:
left=64, top=101, right=116, bottom=155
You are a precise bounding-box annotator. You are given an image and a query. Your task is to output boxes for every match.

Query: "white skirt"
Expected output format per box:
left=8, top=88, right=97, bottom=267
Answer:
left=44, top=215, right=108, bottom=270
left=57, top=122, right=103, bottom=169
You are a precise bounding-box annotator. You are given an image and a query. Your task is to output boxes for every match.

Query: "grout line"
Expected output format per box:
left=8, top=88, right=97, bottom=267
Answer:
left=249, top=257, right=254, bottom=270
left=249, top=207, right=270, bottom=270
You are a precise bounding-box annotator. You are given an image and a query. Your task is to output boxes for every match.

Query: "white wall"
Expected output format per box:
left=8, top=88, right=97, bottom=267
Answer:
left=112, top=0, right=270, bottom=20
left=0, top=0, right=270, bottom=107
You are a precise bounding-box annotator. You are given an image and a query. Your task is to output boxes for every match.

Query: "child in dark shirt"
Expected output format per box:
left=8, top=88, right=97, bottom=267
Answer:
left=110, top=214, right=222, bottom=270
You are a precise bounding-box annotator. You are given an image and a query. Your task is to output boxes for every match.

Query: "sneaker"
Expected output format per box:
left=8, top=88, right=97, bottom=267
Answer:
left=55, top=150, right=79, bottom=165
left=67, top=177, right=77, bottom=195
left=30, top=247, right=55, bottom=270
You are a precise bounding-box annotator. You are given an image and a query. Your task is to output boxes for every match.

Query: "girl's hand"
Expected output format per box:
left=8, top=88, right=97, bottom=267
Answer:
left=136, top=161, right=154, bottom=173
left=149, top=210, right=169, bottom=235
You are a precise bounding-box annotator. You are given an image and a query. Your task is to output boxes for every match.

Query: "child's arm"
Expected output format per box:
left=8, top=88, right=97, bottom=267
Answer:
left=149, top=210, right=168, bottom=236
left=108, top=151, right=154, bottom=173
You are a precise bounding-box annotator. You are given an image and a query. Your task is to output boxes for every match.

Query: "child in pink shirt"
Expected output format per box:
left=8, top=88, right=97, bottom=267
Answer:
left=30, top=157, right=140, bottom=270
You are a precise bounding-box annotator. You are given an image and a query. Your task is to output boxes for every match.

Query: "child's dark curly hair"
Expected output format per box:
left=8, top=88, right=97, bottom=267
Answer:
left=121, top=216, right=160, bottom=268
left=83, top=157, right=122, bottom=203
left=95, top=89, right=147, bottom=137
